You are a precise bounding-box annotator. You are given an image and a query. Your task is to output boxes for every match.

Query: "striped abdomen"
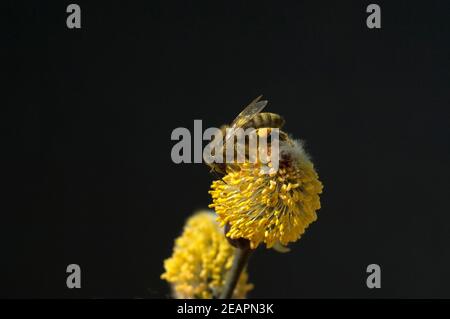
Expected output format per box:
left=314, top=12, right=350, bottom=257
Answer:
left=242, top=112, right=285, bottom=130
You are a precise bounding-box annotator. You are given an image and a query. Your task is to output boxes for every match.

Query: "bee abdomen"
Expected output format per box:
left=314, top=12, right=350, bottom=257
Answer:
left=243, top=112, right=285, bottom=129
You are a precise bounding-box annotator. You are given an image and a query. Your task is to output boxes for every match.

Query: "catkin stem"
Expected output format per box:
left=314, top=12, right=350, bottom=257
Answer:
left=219, top=244, right=252, bottom=299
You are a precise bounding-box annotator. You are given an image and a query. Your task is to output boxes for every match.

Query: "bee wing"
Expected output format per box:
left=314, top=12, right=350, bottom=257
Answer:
left=225, top=95, right=268, bottom=142
left=230, top=95, right=268, bottom=129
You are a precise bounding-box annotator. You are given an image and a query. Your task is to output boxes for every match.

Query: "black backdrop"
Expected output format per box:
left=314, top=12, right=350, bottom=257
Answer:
left=3, top=0, right=450, bottom=298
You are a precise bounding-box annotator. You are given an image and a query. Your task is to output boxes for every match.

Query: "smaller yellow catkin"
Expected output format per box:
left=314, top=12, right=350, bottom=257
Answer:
left=161, top=211, right=253, bottom=299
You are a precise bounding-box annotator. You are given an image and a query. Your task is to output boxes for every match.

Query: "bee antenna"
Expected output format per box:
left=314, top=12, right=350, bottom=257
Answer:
left=210, top=168, right=226, bottom=182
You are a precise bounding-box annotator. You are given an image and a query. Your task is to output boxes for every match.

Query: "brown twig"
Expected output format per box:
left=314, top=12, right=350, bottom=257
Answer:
left=219, top=243, right=252, bottom=299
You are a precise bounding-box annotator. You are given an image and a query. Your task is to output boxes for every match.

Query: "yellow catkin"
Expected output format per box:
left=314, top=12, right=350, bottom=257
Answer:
left=161, top=211, right=253, bottom=299
left=209, top=138, right=323, bottom=249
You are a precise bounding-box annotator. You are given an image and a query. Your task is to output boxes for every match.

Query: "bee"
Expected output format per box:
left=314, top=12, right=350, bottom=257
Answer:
left=240, top=111, right=285, bottom=131
left=207, top=96, right=286, bottom=175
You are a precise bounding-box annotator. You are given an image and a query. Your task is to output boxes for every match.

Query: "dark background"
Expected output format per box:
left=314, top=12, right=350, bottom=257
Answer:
left=3, top=0, right=450, bottom=298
